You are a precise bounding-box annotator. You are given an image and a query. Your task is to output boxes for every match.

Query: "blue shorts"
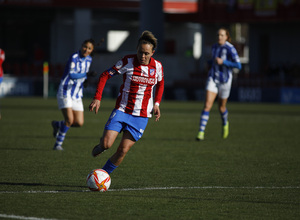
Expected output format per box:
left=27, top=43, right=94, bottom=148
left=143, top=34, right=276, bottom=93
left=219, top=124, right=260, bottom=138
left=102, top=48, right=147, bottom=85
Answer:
left=105, top=109, right=149, bottom=141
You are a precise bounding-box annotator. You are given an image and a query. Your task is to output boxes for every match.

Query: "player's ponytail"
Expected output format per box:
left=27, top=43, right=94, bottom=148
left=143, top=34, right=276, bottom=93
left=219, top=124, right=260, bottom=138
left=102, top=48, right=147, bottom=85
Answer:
left=138, top=30, right=157, bottom=51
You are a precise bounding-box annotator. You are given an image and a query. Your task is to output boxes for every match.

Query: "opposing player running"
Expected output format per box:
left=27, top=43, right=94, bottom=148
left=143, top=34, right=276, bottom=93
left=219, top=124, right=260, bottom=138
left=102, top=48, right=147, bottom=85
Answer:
left=196, top=28, right=241, bottom=141
left=51, top=39, right=95, bottom=150
left=89, top=30, right=164, bottom=174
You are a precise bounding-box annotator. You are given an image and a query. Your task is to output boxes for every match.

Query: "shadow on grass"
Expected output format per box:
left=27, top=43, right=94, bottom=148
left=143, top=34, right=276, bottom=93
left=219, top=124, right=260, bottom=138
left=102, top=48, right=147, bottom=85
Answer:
left=0, top=181, right=86, bottom=188
left=15, top=135, right=98, bottom=140
left=0, top=147, right=47, bottom=151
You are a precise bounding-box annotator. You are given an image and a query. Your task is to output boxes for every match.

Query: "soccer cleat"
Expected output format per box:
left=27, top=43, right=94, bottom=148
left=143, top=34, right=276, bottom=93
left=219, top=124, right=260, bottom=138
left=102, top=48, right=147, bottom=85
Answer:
left=51, top=120, right=59, bottom=138
left=196, top=131, right=205, bottom=141
left=223, top=122, right=229, bottom=139
left=92, top=144, right=106, bottom=157
left=53, top=145, right=64, bottom=151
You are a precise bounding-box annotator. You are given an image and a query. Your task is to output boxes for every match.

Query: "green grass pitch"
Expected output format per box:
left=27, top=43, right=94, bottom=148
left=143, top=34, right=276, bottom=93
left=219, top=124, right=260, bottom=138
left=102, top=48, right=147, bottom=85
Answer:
left=0, top=97, right=299, bottom=219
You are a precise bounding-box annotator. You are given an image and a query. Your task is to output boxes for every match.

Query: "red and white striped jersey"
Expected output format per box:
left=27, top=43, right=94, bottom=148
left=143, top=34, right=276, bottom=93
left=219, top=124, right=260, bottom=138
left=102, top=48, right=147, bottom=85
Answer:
left=0, top=48, right=5, bottom=78
left=94, top=54, right=164, bottom=118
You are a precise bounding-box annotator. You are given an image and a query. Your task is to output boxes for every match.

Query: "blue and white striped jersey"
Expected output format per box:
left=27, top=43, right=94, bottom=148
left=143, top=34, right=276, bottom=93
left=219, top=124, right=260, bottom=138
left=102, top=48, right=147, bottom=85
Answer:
left=57, top=51, right=92, bottom=100
left=209, top=41, right=241, bottom=83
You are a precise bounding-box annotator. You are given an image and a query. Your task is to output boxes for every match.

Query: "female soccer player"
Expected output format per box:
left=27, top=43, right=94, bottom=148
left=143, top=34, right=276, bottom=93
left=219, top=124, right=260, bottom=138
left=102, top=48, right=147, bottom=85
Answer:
left=0, top=48, right=5, bottom=120
left=0, top=48, right=5, bottom=85
left=89, top=30, right=164, bottom=174
left=196, top=28, right=241, bottom=141
left=51, top=39, right=95, bottom=150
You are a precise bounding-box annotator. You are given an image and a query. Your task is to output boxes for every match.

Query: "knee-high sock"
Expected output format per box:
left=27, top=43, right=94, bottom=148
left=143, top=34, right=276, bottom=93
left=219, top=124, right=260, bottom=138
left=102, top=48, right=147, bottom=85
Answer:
left=54, top=122, right=70, bottom=147
left=199, top=110, right=210, bottom=132
left=221, top=109, right=228, bottom=126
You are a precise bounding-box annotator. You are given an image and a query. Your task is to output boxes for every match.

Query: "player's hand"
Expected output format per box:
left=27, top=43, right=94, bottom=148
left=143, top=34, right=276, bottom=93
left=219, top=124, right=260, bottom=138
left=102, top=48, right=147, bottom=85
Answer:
left=153, top=105, right=161, bottom=122
left=89, top=99, right=101, bottom=114
left=215, top=57, right=223, bottom=65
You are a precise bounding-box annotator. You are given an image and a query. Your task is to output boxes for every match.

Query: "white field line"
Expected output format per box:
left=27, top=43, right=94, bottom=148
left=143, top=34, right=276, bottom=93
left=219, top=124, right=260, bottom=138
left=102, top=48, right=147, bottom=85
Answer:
left=109, top=186, right=300, bottom=191
left=0, top=186, right=299, bottom=194
left=0, top=214, right=58, bottom=220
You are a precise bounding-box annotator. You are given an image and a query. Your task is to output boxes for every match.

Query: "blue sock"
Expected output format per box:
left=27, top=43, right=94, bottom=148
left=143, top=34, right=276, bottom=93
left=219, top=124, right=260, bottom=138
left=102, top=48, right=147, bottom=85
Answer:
left=199, top=110, right=209, bottom=132
left=102, top=159, right=118, bottom=174
left=221, top=109, right=228, bottom=126
left=54, top=122, right=70, bottom=147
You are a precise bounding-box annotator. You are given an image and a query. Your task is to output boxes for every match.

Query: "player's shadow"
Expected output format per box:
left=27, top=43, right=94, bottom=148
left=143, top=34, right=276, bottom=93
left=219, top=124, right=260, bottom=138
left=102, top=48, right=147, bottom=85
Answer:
left=0, top=147, right=42, bottom=151
left=16, top=135, right=97, bottom=140
left=0, top=181, right=87, bottom=192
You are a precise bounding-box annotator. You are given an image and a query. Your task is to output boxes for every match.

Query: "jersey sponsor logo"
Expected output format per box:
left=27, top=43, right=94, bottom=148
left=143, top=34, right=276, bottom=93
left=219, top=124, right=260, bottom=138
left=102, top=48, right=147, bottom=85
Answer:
left=132, top=75, right=155, bottom=85
left=150, top=69, right=155, bottom=76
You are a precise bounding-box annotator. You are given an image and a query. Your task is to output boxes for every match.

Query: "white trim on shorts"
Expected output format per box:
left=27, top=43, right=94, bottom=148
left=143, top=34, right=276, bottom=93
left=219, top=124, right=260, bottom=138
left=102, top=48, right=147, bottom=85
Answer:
left=206, top=74, right=233, bottom=99
left=57, top=96, right=84, bottom=111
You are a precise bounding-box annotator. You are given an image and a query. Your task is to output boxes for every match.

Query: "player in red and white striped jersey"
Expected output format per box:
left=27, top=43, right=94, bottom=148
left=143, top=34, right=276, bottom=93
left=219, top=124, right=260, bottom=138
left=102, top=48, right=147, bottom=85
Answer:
left=0, top=48, right=5, bottom=120
left=89, top=31, right=164, bottom=175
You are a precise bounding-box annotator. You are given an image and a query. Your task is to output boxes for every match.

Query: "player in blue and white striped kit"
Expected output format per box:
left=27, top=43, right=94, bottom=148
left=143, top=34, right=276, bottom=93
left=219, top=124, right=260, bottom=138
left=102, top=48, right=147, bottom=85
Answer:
left=196, top=28, right=241, bottom=141
left=51, top=39, right=95, bottom=150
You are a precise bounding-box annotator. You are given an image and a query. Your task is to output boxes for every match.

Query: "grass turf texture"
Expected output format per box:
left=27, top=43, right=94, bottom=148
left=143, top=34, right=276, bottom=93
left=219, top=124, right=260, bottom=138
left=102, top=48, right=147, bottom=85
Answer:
left=0, top=97, right=299, bottom=219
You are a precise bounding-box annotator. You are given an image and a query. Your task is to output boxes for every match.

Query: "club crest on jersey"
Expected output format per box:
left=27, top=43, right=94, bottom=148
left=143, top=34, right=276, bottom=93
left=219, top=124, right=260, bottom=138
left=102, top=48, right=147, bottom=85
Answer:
left=150, top=69, right=155, bottom=76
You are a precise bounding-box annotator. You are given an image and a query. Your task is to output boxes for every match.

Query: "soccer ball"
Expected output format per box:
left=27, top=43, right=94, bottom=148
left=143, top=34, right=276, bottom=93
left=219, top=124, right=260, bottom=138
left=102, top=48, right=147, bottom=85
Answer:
left=86, top=169, right=111, bottom=192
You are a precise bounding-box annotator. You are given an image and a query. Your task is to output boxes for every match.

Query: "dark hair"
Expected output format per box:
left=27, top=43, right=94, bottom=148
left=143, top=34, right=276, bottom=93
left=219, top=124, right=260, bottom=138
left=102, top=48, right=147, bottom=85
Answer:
left=82, top=38, right=95, bottom=47
left=137, top=30, right=157, bottom=50
left=219, top=27, right=231, bottom=43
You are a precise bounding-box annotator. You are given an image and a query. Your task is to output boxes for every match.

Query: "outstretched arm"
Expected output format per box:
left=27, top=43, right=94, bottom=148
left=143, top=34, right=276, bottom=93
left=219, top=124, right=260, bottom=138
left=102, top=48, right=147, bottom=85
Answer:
left=93, top=68, right=116, bottom=100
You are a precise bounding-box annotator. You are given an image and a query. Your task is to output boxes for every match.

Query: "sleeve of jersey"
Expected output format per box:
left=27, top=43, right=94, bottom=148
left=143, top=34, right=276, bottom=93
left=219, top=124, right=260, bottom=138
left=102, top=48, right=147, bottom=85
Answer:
left=223, top=47, right=242, bottom=70
left=93, top=68, right=116, bottom=101
left=154, top=77, right=164, bottom=105
left=223, top=60, right=242, bottom=69
left=69, top=72, right=87, bottom=79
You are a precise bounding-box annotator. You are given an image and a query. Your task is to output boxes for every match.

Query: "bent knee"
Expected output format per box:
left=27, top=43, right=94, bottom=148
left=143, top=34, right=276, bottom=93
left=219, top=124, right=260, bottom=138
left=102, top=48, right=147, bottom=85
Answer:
left=101, top=137, right=113, bottom=149
left=77, top=123, right=84, bottom=127
left=72, top=121, right=84, bottom=127
left=219, top=106, right=227, bottom=113
left=65, top=120, right=73, bottom=127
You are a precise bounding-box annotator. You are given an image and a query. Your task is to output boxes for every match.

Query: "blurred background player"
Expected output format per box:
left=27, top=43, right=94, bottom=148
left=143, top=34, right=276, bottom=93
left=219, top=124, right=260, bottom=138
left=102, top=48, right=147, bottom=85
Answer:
left=89, top=30, right=164, bottom=175
left=51, top=39, right=95, bottom=150
left=0, top=48, right=4, bottom=84
left=196, top=28, right=241, bottom=141
left=0, top=48, right=5, bottom=120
